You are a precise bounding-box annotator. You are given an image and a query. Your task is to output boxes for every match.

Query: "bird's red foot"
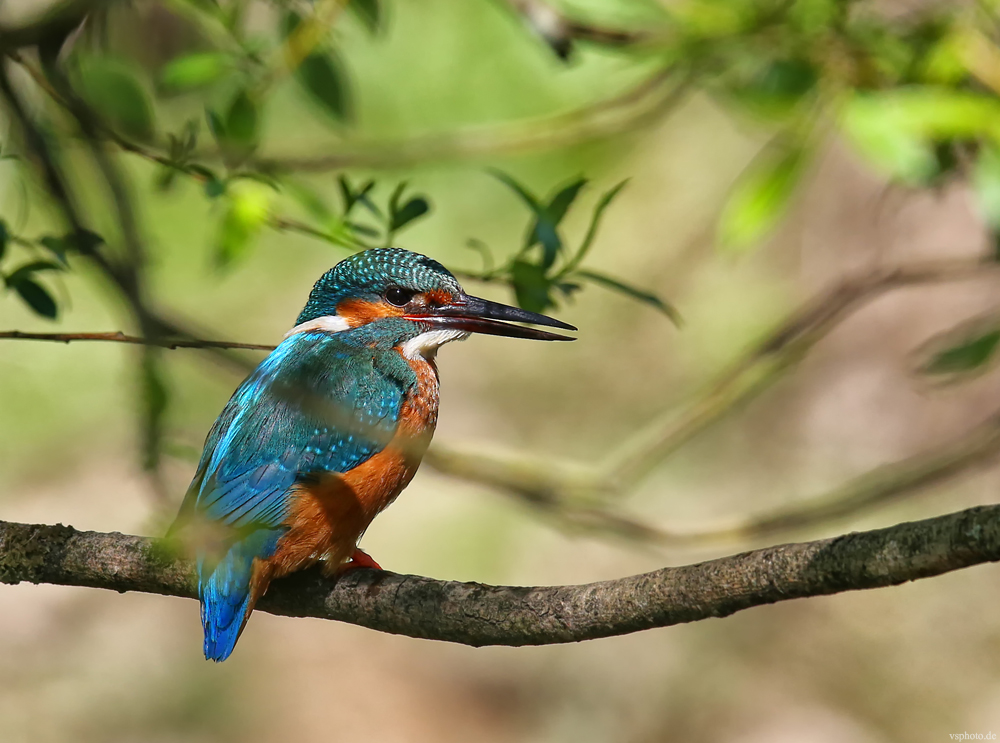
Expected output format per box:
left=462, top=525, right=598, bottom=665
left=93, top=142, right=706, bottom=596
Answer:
left=338, top=548, right=382, bottom=573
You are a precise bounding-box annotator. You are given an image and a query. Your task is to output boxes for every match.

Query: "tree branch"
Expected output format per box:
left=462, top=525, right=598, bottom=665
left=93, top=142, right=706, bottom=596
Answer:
left=2, top=505, right=1000, bottom=646
left=0, top=330, right=274, bottom=351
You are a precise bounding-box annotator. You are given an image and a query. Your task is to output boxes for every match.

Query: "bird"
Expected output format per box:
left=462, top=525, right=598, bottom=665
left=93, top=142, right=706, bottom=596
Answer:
left=169, top=247, right=575, bottom=661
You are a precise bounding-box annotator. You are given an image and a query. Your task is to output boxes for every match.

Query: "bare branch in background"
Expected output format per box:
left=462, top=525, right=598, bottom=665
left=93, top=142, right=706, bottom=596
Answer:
left=602, top=259, right=1000, bottom=490
left=1, top=505, right=999, bottom=646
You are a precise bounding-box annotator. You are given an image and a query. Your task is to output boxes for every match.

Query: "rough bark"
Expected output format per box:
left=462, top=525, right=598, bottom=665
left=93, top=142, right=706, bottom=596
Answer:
left=1, top=505, right=998, bottom=647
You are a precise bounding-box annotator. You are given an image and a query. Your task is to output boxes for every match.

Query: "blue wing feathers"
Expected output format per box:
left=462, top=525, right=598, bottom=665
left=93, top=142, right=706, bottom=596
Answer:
left=176, top=329, right=418, bottom=660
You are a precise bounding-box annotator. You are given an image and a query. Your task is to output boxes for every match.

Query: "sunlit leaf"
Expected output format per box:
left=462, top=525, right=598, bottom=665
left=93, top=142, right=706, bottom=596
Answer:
left=9, top=276, right=57, bottom=318
left=576, top=269, right=681, bottom=325
left=215, top=182, right=273, bottom=268
left=295, top=51, right=352, bottom=123
left=76, top=58, right=155, bottom=140
left=511, top=260, right=554, bottom=313
left=160, top=52, right=233, bottom=91
left=787, top=0, right=839, bottom=36
left=718, top=145, right=807, bottom=251
left=841, top=90, right=1000, bottom=184
left=348, top=0, right=382, bottom=35
left=974, top=145, right=1000, bottom=229
left=920, top=33, right=968, bottom=84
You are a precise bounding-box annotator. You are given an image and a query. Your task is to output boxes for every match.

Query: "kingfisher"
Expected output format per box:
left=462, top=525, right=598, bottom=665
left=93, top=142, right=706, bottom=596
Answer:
left=169, top=248, right=575, bottom=661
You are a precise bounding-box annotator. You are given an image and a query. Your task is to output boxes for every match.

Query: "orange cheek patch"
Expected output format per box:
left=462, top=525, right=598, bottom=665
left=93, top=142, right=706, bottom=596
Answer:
left=336, top=298, right=405, bottom=327
left=424, top=289, right=454, bottom=306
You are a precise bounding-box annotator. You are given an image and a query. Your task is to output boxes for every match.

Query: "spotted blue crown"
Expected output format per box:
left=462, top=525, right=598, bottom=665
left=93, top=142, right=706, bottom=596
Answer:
left=297, top=248, right=463, bottom=325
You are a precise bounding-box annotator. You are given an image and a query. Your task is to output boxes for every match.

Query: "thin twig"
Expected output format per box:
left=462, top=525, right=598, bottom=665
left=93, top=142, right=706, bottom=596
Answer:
left=0, top=330, right=274, bottom=351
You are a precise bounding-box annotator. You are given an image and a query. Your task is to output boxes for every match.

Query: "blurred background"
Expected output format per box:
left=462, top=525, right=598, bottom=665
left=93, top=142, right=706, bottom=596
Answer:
left=2, top=0, right=1000, bottom=740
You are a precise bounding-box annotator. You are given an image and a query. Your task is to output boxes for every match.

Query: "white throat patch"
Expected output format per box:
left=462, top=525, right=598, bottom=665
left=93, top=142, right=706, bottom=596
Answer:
left=400, top=329, right=470, bottom=360
left=284, top=315, right=351, bottom=338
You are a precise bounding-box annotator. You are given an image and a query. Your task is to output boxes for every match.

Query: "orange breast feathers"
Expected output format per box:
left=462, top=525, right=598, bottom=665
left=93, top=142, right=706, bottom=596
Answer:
left=259, top=351, right=441, bottom=588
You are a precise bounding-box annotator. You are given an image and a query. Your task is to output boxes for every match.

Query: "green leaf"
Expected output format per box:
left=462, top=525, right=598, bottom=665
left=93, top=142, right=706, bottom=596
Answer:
left=69, top=230, right=104, bottom=254
left=564, top=180, right=628, bottom=274
left=532, top=178, right=586, bottom=268
left=718, top=145, right=807, bottom=252
left=280, top=9, right=303, bottom=38
left=160, top=52, right=233, bottom=91
left=224, top=89, right=259, bottom=149
left=787, top=0, right=839, bottom=35
left=916, top=316, right=1000, bottom=383
left=205, top=107, right=225, bottom=141
left=75, top=58, right=155, bottom=140
left=214, top=182, right=272, bottom=269
left=0, top=220, right=8, bottom=263
left=348, top=0, right=382, bottom=35
left=729, top=58, right=818, bottom=119
left=5, top=260, right=64, bottom=286
left=390, top=197, right=430, bottom=233
left=295, top=51, right=352, bottom=123
left=545, top=178, right=586, bottom=227
left=510, top=260, right=554, bottom=314
left=841, top=90, right=1000, bottom=184
left=576, top=269, right=681, bottom=326
left=925, top=331, right=1000, bottom=374
left=39, top=236, right=67, bottom=263
left=204, top=177, right=226, bottom=199
left=974, top=146, right=1000, bottom=229
left=9, top=277, right=57, bottom=318
left=338, top=176, right=377, bottom=216
left=490, top=170, right=543, bottom=213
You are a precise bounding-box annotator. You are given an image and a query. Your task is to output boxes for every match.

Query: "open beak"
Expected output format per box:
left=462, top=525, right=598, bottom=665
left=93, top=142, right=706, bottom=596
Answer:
left=406, top=294, right=576, bottom=341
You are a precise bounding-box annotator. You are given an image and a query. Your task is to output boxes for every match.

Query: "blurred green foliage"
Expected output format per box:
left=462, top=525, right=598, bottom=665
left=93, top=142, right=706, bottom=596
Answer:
left=5, top=0, right=1000, bottom=320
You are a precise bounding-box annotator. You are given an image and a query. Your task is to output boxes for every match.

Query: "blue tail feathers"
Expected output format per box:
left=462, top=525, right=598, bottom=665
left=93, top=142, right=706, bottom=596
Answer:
left=198, top=529, right=283, bottom=662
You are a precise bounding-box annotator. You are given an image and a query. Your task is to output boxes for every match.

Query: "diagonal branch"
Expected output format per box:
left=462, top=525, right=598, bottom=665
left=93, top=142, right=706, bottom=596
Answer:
left=2, top=505, right=999, bottom=646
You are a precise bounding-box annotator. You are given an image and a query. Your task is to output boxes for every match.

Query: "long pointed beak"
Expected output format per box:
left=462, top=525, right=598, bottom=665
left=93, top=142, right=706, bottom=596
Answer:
left=406, top=294, right=576, bottom=341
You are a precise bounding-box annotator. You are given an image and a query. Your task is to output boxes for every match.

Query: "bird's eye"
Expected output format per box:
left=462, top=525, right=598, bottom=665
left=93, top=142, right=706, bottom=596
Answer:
left=384, top=286, right=415, bottom=307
